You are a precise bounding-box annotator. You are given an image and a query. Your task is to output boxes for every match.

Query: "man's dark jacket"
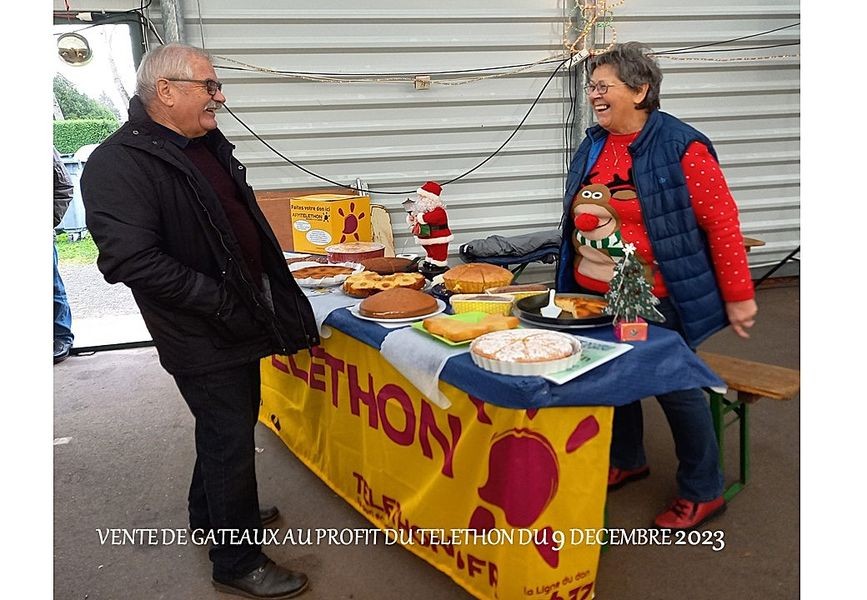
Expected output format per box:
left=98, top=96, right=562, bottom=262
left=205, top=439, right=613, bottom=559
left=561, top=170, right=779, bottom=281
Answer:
left=53, top=148, right=73, bottom=227
left=556, top=110, right=728, bottom=348
left=81, top=96, right=319, bottom=375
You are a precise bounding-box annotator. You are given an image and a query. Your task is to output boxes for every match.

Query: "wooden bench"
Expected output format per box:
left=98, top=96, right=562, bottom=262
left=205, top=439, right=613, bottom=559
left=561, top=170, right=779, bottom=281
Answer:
left=742, top=236, right=766, bottom=253
left=698, top=351, right=800, bottom=500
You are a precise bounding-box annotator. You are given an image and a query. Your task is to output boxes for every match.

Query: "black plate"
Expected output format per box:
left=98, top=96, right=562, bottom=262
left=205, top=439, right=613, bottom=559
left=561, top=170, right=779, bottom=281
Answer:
left=514, top=293, right=613, bottom=329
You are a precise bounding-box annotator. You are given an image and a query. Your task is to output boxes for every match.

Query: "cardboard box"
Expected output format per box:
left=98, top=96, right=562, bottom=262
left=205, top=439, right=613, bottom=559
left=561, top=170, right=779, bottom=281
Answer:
left=290, top=193, right=372, bottom=254
left=255, top=188, right=345, bottom=251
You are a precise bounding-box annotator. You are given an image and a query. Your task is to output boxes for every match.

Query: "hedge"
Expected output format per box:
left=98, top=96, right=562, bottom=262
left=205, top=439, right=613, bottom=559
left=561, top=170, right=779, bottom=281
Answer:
left=53, top=119, right=119, bottom=155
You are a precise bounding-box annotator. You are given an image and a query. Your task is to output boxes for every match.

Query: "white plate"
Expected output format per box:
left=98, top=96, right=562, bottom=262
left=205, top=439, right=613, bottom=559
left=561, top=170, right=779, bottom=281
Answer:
left=348, top=299, right=446, bottom=324
left=290, top=261, right=363, bottom=287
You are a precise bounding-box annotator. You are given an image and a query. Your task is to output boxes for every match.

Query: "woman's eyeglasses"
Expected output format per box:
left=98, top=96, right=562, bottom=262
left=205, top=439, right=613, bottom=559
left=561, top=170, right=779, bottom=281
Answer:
left=164, top=78, right=223, bottom=96
left=583, top=81, right=626, bottom=95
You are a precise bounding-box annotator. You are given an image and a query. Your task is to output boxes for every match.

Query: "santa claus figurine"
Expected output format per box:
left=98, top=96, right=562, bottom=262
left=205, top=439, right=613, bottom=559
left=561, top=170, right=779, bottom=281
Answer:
left=405, top=181, right=453, bottom=271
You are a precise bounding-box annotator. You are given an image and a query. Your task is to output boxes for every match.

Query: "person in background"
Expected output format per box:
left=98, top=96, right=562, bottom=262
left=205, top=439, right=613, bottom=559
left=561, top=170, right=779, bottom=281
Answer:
left=80, top=43, right=319, bottom=599
left=53, top=148, right=74, bottom=364
left=556, top=42, right=757, bottom=530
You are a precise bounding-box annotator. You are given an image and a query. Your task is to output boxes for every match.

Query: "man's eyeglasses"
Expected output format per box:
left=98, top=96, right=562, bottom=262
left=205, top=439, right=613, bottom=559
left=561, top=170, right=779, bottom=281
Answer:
left=583, top=81, right=626, bottom=95
left=164, top=78, right=223, bottom=96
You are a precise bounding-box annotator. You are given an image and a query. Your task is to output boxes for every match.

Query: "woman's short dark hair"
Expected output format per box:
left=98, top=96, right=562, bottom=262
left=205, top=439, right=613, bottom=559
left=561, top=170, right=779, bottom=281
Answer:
left=586, top=42, right=662, bottom=112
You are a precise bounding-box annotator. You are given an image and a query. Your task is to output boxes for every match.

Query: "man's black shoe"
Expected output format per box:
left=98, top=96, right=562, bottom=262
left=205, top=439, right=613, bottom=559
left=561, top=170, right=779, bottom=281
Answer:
left=213, top=559, right=309, bottom=599
left=260, top=505, right=280, bottom=526
left=54, top=339, right=72, bottom=364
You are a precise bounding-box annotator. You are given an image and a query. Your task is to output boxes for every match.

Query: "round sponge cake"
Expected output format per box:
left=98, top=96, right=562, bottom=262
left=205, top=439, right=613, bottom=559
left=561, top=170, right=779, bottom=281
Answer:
left=358, top=287, right=438, bottom=319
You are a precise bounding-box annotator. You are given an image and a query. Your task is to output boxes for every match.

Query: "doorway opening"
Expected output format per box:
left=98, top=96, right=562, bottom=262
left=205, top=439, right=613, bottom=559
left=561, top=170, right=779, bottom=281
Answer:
left=54, top=15, right=152, bottom=352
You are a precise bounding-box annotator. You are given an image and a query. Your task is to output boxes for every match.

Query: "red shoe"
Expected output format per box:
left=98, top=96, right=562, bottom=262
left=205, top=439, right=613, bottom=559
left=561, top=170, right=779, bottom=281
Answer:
left=653, top=496, right=726, bottom=530
left=607, top=465, right=650, bottom=490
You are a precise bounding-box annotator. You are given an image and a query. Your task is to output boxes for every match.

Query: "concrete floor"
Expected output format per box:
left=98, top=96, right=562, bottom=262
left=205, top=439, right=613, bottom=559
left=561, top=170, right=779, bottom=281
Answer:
left=53, top=281, right=799, bottom=600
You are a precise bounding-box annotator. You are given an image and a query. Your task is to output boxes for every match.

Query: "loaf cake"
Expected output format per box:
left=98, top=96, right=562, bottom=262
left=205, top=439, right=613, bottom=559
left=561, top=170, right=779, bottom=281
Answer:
left=423, top=314, right=519, bottom=342
left=358, top=287, right=439, bottom=319
left=342, top=271, right=426, bottom=298
left=442, top=263, right=514, bottom=294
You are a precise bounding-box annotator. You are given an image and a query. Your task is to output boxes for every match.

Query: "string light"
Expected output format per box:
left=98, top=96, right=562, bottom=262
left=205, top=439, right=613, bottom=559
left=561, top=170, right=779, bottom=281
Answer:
left=656, top=53, right=800, bottom=62
left=213, top=53, right=576, bottom=86
left=566, top=0, right=626, bottom=55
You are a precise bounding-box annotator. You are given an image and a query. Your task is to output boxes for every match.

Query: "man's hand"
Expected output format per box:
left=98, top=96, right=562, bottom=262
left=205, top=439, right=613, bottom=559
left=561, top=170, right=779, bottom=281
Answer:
left=725, top=299, right=757, bottom=339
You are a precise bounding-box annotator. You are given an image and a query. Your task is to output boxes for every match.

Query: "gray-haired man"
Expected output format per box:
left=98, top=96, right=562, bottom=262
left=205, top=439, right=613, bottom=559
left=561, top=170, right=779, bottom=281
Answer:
left=81, top=43, right=318, bottom=599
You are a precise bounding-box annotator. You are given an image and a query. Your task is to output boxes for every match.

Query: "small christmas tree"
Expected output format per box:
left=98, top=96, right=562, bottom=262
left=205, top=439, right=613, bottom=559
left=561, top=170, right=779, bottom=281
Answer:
left=604, top=244, right=664, bottom=340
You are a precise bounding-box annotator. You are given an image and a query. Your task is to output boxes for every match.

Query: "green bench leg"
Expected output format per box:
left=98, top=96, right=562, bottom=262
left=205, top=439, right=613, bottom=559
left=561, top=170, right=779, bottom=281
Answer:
left=510, top=263, right=528, bottom=281
left=709, top=390, right=750, bottom=501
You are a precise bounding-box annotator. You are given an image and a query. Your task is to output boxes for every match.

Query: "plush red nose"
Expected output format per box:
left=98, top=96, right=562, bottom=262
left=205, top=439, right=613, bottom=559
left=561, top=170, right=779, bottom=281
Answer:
left=575, top=213, right=600, bottom=231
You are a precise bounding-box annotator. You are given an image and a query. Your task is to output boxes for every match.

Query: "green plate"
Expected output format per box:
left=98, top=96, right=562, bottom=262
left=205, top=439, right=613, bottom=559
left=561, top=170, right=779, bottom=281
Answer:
left=411, top=311, right=493, bottom=346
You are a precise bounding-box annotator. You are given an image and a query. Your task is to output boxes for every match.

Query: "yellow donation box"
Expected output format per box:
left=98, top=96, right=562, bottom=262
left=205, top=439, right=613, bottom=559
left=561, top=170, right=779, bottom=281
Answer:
left=290, top=193, right=371, bottom=254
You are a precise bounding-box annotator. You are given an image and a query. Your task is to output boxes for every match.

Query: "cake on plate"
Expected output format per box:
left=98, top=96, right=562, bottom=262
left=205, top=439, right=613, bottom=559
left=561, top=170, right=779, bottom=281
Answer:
left=358, top=287, right=439, bottom=319
left=360, top=256, right=417, bottom=275
left=291, top=264, right=356, bottom=279
left=343, top=271, right=426, bottom=298
left=442, top=263, right=513, bottom=294
left=554, top=295, right=607, bottom=318
left=470, top=329, right=582, bottom=375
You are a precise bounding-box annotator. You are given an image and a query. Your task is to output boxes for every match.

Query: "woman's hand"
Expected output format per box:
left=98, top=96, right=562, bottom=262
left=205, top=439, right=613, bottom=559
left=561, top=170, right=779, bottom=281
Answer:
left=726, top=299, right=757, bottom=339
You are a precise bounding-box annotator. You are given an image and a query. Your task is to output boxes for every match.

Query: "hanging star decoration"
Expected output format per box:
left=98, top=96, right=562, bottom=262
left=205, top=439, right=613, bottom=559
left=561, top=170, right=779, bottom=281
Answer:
left=604, top=243, right=665, bottom=324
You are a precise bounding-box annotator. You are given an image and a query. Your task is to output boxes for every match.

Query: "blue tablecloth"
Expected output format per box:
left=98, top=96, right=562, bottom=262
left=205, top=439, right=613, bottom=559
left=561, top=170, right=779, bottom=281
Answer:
left=322, top=307, right=723, bottom=410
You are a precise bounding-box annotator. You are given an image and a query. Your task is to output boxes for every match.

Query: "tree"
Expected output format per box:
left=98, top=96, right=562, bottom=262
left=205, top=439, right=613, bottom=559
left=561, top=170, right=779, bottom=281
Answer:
left=604, top=243, right=665, bottom=324
left=53, top=73, right=117, bottom=121
left=98, top=92, right=123, bottom=121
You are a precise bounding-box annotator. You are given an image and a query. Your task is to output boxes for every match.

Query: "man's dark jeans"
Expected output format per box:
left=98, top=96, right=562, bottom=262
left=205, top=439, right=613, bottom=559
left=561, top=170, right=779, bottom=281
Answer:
left=174, top=361, right=269, bottom=580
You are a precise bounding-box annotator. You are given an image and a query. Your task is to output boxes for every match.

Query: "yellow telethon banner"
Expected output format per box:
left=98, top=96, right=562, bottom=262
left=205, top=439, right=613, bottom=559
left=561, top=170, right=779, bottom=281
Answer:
left=260, top=329, right=613, bottom=600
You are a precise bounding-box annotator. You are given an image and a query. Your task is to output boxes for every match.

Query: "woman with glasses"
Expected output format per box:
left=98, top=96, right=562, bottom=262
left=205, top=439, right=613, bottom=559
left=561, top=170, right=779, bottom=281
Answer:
left=555, top=42, right=757, bottom=530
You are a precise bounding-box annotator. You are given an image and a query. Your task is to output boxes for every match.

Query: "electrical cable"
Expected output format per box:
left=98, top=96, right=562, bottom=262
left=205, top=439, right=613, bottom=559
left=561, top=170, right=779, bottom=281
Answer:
left=195, top=0, right=206, bottom=48
left=53, top=4, right=163, bottom=45
left=650, top=22, right=799, bottom=55
left=440, top=56, right=571, bottom=186
left=53, top=12, right=144, bottom=35
left=564, top=55, right=577, bottom=173
left=222, top=54, right=575, bottom=195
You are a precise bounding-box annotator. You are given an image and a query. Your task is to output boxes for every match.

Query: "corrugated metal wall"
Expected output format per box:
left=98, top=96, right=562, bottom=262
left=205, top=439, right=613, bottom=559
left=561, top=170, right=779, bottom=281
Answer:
left=173, top=0, right=572, bottom=279
left=64, top=0, right=798, bottom=280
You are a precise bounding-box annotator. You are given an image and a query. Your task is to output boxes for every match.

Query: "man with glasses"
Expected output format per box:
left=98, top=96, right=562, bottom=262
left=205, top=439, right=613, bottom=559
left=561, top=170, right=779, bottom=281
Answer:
left=81, top=43, right=318, bottom=599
